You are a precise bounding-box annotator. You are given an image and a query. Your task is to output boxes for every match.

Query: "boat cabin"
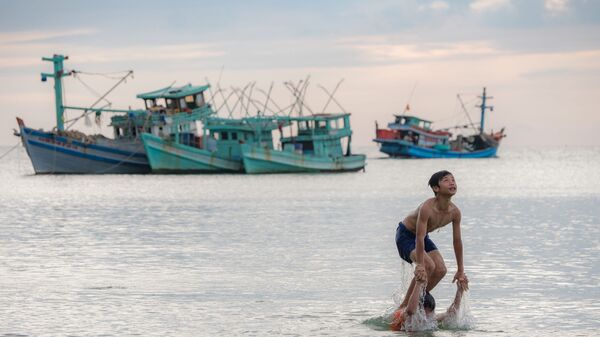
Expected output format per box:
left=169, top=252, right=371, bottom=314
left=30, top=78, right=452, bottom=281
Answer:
left=110, top=83, right=213, bottom=140
left=279, top=113, right=353, bottom=158
left=137, top=83, right=209, bottom=115
left=392, top=115, right=433, bottom=131
left=203, top=117, right=282, bottom=160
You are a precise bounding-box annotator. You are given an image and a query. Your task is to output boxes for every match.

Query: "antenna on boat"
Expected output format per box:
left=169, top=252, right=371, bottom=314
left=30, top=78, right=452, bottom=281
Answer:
left=41, top=55, right=72, bottom=131
left=476, top=87, right=493, bottom=134
left=320, top=79, right=344, bottom=114
left=403, top=82, right=418, bottom=115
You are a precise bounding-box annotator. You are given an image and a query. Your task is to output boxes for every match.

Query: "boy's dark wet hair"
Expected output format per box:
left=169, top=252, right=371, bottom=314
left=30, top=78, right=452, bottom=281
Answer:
left=428, top=170, right=453, bottom=195
left=424, top=292, right=436, bottom=311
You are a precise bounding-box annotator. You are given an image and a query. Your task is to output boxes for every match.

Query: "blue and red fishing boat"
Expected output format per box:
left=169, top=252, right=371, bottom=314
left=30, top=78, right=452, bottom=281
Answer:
left=373, top=87, right=505, bottom=158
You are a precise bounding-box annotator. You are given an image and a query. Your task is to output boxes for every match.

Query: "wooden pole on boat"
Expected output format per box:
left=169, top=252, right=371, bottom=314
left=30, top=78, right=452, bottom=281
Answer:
left=477, top=87, right=494, bottom=134
left=42, top=55, right=72, bottom=131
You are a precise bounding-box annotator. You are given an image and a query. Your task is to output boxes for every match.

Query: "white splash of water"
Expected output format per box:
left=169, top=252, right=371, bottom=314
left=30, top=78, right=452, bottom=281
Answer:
left=439, top=290, right=476, bottom=330
left=404, top=305, right=438, bottom=331
left=392, top=260, right=414, bottom=306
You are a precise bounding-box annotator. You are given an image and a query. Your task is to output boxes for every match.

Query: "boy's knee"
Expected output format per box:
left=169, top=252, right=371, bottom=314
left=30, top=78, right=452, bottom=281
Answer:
left=424, top=260, right=436, bottom=274
left=435, top=264, right=447, bottom=278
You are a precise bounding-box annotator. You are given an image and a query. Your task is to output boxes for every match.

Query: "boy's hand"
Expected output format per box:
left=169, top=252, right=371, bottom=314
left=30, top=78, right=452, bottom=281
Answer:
left=453, top=270, right=469, bottom=291
left=414, top=264, right=427, bottom=283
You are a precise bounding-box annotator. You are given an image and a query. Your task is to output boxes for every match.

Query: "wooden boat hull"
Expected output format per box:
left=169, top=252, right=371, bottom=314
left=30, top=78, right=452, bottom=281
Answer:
left=374, top=139, right=498, bottom=158
left=17, top=122, right=150, bottom=174
left=141, top=133, right=243, bottom=173
left=241, top=144, right=366, bottom=174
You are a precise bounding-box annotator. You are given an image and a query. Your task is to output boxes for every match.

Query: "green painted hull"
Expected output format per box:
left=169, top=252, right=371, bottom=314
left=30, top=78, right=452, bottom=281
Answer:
left=141, top=133, right=243, bottom=173
left=241, top=144, right=366, bottom=174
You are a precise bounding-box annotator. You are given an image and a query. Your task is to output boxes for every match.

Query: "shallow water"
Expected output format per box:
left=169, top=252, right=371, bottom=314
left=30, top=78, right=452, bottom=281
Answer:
left=0, top=145, right=599, bottom=336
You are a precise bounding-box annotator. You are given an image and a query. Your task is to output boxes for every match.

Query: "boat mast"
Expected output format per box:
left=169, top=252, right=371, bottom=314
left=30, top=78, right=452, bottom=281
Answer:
left=477, top=87, right=493, bottom=134
left=41, top=55, right=72, bottom=131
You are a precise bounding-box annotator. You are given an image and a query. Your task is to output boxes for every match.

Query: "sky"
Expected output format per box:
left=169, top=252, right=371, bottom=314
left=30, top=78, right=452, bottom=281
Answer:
left=1, top=0, right=599, bottom=147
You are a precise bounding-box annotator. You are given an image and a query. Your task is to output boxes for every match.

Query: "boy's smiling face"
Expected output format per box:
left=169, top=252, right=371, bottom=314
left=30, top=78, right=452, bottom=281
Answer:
left=434, top=174, right=457, bottom=196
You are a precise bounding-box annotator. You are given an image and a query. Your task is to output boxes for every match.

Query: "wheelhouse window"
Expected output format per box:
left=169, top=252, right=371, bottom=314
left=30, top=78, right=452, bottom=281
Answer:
left=185, top=95, right=197, bottom=109
left=196, top=93, right=205, bottom=108
left=221, top=131, right=229, bottom=140
left=145, top=99, right=156, bottom=109
left=166, top=99, right=177, bottom=109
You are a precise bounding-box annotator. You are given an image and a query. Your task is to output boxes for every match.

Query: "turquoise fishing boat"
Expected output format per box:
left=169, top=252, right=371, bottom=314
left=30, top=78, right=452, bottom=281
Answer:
left=241, top=113, right=366, bottom=173
left=142, top=115, right=283, bottom=173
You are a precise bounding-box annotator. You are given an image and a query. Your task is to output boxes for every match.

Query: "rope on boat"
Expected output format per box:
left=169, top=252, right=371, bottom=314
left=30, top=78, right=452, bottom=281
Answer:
left=0, top=142, right=21, bottom=161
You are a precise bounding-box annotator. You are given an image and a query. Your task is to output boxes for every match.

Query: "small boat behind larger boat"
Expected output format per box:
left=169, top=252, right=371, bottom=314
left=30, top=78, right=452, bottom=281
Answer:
left=373, top=87, right=505, bottom=158
left=241, top=113, right=366, bottom=173
left=142, top=115, right=282, bottom=173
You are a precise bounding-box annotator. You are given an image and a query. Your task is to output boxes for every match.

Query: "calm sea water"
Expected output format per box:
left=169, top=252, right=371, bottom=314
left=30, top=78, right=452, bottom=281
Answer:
left=0, top=144, right=599, bottom=336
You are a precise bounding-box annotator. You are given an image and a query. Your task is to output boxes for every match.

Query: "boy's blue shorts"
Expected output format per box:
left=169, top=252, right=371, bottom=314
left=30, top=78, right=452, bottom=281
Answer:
left=395, top=222, right=438, bottom=264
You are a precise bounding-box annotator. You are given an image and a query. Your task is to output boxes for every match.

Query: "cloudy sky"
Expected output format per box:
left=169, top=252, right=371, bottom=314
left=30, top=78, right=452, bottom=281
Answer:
left=1, top=0, right=599, bottom=147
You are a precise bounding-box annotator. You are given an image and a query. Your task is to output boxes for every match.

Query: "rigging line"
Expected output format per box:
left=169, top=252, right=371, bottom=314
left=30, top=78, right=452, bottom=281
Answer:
left=457, top=94, right=478, bottom=134
left=230, top=83, right=253, bottom=118
left=0, top=142, right=21, bottom=160
left=320, top=79, right=344, bottom=114
left=262, top=82, right=274, bottom=117
left=73, top=70, right=134, bottom=80
left=74, top=74, right=112, bottom=106
left=284, top=80, right=301, bottom=116
left=245, top=82, right=256, bottom=117
left=318, top=84, right=347, bottom=114
left=215, top=90, right=236, bottom=114
left=404, top=81, right=418, bottom=112
left=299, top=75, right=311, bottom=115
left=216, top=83, right=232, bottom=116
left=255, top=86, right=282, bottom=115
left=66, top=71, right=134, bottom=130
left=236, top=83, right=265, bottom=116
left=204, top=77, right=217, bottom=106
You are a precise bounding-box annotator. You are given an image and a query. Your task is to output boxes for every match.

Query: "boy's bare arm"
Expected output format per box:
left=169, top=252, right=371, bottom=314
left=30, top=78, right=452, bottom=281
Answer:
left=452, top=208, right=468, bottom=289
left=405, top=274, right=427, bottom=316
left=436, top=283, right=465, bottom=322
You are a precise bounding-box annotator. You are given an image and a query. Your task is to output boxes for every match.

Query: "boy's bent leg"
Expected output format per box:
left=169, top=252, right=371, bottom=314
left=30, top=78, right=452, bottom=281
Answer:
left=425, top=250, right=447, bottom=292
left=401, top=250, right=436, bottom=307
left=409, top=249, right=436, bottom=277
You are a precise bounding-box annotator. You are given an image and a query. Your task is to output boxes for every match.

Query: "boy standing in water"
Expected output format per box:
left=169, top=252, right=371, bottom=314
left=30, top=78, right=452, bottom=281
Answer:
left=396, top=170, right=469, bottom=308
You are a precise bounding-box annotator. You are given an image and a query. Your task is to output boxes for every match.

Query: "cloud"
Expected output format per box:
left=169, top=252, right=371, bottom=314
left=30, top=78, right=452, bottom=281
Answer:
left=544, top=0, right=570, bottom=14
left=0, top=29, right=98, bottom=45
left=418, top=1, right=450, bottom=11
left=0, top=42, right=225, bottom=69
left=346, top=39, right=498, bottom=62
left=469, top=0, right=511, bottom=13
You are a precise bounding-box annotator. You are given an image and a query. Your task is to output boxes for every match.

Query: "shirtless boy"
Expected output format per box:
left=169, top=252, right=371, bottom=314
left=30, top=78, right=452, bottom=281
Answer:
left=396, top=170, right=469, bottom=307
